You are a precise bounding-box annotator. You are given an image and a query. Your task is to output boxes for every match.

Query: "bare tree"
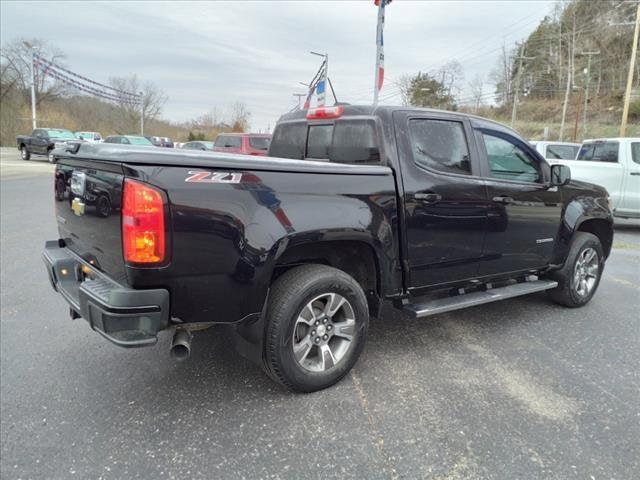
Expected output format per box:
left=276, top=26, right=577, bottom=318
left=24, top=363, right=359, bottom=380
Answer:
left=436, top=60, right=464, bottom=97
left=490, top=43, right=515, bottom=105
left=468, top=74, right=484, bottom=113
left=109, top=75, right=167, bottom=133
left=396, top=74, right=413, bottom=106
left=227, top=101, right=251, bottom=132
left=1, top=37, right=68, bottom=107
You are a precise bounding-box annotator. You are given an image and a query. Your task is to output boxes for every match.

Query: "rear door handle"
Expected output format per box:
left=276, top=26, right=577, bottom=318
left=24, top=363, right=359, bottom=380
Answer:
left=631, top=172, right=640, bottom=176
left=415, top=193, right=442, bottom=203
left=493, top=195, right=514, bottom=204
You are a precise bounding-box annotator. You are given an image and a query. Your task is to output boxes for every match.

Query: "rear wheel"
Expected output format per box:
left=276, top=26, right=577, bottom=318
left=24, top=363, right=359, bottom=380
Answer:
left=263, top=264, right=369, bottom=392
left=547, top=232, right=604, bottom=307
left=21, top=146, right=30, bottom=161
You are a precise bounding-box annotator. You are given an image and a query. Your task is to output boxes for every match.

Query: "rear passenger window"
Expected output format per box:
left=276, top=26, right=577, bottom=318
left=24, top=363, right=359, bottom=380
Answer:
left=408, top=119, right=471, bottom=175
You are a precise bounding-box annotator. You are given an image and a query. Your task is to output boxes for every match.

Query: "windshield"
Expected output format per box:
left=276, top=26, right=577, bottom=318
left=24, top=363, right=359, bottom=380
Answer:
left=47, top=129, right=75, bottom=140
left=249, top=137, right=271, bottom=150
left=126, top=136, right=154, bottom=146
left=546, top=144, right=579, bottom=160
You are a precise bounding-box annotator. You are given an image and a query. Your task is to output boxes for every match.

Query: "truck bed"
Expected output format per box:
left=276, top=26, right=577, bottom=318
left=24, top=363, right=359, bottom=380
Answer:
left=64, top=143, right=392, bottom=175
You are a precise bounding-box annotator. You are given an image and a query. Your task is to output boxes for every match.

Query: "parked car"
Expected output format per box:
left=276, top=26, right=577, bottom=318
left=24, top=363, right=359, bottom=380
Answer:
left=145, top=136, right=174, bottom=148
left=104, top=135, right=155, bottom=146
left=16, top=128, right=77, bottom=163
left=213, top=133, right=271, bottom=156
left=43, top=105, right=612, bottom=393
left=75, top=131, right=103, bottom=143
left=546, top=138, right=640, bottom=219
left=530, top=141, right=580, bottom=160
left=182, top=141, right=215, bottom=151
left=145, top=136, right=163, bottom=147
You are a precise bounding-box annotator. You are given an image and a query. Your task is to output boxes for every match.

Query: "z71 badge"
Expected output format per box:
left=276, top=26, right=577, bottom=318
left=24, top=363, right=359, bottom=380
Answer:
left=185, top=171, right=243, bottom=184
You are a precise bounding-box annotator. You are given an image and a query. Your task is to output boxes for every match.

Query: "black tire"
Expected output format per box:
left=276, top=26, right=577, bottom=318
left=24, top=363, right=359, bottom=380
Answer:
left=55, top=178, right=66, bottom=201
left=96, top=195, right=111, bottom=218
left=20, top=146, right=30, bottom=161
left=547, top=232, right=604, bottom=308
left=263, top=264, right=369, bottom=393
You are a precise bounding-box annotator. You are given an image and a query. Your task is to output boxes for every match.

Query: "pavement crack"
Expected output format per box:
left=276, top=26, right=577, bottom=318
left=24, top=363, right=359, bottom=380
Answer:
left=350, top=369, right=399, bottom=480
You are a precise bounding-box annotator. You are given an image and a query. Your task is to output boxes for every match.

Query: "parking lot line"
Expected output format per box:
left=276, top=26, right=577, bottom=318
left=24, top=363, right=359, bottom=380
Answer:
left=606, top=275, right=640, bottom=291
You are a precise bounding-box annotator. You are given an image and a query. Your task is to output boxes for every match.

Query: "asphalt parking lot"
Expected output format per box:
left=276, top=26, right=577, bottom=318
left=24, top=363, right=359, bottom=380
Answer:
left=1, top=147, right=639, bottom=480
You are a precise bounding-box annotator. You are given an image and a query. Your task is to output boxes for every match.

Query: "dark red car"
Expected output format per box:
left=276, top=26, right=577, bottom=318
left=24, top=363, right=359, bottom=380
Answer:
left=213, top=133, right=271, bottom=156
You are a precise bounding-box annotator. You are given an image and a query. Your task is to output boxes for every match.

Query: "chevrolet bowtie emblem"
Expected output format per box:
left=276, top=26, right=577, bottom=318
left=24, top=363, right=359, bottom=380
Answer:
left=71, top=198, right=85, bottom=216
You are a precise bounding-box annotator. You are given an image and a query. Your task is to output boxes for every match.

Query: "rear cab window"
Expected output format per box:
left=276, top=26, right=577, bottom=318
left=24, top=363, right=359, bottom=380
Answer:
left=216, top=136, right=242, bottom=148
left=248, top=137, right=271, bottom=150
left=577, top=141, right=619, bottom=163
left=269, top=119, right=380, bottom=164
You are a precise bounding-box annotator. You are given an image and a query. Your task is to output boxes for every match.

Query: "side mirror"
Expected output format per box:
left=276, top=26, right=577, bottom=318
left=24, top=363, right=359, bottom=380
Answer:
left=550, top=164, right=571, bottom=186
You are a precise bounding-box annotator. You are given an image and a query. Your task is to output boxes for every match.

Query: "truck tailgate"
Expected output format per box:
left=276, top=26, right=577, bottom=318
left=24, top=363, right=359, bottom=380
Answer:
left=55, top=159, right=128, bottom=284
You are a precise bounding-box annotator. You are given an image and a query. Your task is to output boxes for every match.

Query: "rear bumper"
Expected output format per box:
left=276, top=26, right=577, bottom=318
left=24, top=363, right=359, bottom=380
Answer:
left=42, top=240, right=169, bottom=348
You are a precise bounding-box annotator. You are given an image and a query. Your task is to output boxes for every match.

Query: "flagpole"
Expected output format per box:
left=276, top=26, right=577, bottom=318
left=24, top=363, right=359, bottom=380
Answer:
left=373, top=0, right=386, bottom=106
left=310, top=51, right=328, bottom=107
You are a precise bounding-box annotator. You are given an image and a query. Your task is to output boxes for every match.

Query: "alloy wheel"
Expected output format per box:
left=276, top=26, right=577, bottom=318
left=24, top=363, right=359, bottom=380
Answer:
left=573, top=247, right=599, bottom=297
left=291, top=293, right=356, bottom=372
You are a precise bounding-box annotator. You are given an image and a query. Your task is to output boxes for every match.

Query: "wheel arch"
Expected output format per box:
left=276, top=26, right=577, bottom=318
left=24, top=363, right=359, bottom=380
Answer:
left=576, top=218, right=613, bottom=259
left=271, top=238, right=383, bottom=318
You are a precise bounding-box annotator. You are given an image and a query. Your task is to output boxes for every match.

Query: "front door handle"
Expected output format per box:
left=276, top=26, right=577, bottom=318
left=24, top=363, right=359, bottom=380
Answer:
left=631, top=172, right=640, bottom=176
left=415, top=193, right=442, bottom=203
left=493, top=195, right=514, bottom=204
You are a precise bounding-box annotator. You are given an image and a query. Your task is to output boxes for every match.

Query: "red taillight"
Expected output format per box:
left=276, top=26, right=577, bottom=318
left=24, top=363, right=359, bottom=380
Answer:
left=306, top=105, right=343, bottom=120
left=122, top=179, right=166, bottom=264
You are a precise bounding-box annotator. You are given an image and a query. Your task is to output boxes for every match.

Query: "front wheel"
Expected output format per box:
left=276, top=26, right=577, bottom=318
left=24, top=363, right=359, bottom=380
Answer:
left=547, top=232, right=604, bottom=308
left=263, top=264, right=369, bottom=393
left=21, top=147, right=30, bottom=161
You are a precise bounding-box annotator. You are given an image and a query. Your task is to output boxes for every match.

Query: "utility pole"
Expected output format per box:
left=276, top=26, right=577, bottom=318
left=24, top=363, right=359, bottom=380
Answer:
left=559, top=15, right=576, bottom=142
left=23, top=41, right=37, bottom=129
left=621, top=3, right=640, bottom=137
left=559, top=67, right=572, bottom=141
left=511, top=44, right=535, bottom=127
left=139, top=91, right=144, bottom=136
left=573, top=87, right=583, bottom=142
left=581, top=51, right=600, bottom=138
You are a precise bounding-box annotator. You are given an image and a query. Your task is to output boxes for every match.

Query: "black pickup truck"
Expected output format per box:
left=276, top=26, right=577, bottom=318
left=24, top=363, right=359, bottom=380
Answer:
left=16, top=128, right=78, bottom=163
left=43, top=105, right=613, bottom=392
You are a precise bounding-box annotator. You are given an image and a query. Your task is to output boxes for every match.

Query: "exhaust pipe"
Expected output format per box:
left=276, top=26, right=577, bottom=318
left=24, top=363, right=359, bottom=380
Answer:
left=170, top=329, right=193, bottom=361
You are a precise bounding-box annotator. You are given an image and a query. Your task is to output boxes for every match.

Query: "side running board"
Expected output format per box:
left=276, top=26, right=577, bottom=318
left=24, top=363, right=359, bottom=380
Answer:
left=403, top=279, right=558, bottom=319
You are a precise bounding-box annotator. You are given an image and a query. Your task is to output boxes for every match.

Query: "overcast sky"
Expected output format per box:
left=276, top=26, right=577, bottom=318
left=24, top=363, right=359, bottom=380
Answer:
left=1, top=0, right=555, bottom=131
